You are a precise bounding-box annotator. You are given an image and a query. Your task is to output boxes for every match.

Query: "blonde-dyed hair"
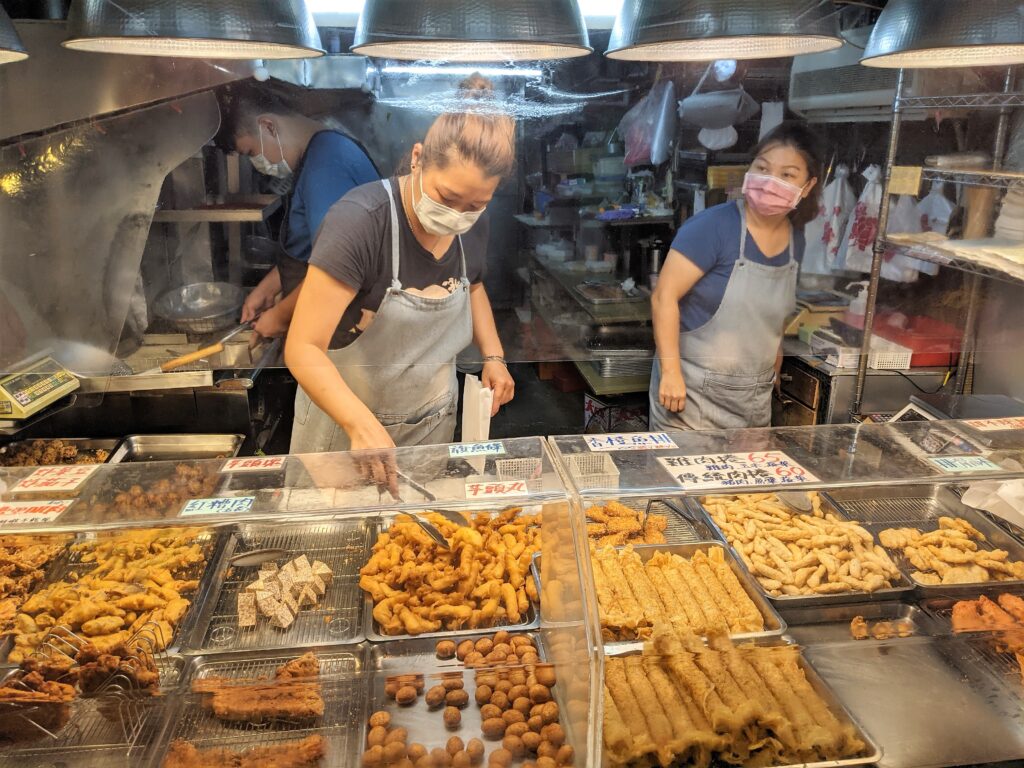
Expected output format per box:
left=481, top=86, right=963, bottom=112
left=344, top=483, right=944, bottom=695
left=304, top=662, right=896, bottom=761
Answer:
left=419, top=74, right=516, bottom=179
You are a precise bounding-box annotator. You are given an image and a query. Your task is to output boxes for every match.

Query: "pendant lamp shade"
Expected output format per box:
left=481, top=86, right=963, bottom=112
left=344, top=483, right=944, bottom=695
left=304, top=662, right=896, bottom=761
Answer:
left=0, top=7, right=28, bottom=64
left=606, top=0, right=843, bottom=61
left=862, top=0, right=1024, bottom=68
left=352, top=0, right=591, bottom=61
left=63, top=0, right=324, bottom=59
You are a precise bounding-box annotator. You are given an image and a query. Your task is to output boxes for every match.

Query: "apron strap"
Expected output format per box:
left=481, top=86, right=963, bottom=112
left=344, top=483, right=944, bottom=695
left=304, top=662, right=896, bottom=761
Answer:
left=456, top=235, right=468, bottom=281
left=381, top=178, right=403, bottom=290
left=736, top=199, right=795, bottom=264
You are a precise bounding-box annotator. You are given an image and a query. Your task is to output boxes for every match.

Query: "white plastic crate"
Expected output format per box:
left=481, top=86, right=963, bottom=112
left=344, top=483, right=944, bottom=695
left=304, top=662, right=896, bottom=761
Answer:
left=868, top=338, right=913, bottom=370
left=564, top=453, right=620, bottom=491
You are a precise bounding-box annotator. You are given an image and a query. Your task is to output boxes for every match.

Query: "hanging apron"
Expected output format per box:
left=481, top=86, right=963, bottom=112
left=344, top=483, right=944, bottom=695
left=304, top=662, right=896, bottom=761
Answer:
left=650, top=201, right=798, bottom=431
left=290, top=179, right=472, bottom=453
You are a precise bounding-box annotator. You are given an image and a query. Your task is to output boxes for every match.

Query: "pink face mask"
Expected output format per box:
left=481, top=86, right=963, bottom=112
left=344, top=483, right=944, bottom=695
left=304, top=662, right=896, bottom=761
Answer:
left=742, top=172, right=805, bottom=217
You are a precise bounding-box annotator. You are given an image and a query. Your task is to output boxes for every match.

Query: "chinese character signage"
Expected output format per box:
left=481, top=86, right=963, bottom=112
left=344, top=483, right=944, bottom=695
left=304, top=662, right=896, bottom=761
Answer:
left=927, top=455, right=1001, bottom=474
left=963, top=417, right=1024, bottom=433
left=221, top=456, right=286, bottom=473
left=0, top=500, right=73, bottom=526
left=180, top=496, right=256, bottom=517
left=11, top=465, right=99, bottom=494
left=657, top=451, right=818, bottom=490
left=584, top=433, right=678, bottom=452
left=449, top=442, right=506, bottom=458
left=464, top=480, right=530, bottom=499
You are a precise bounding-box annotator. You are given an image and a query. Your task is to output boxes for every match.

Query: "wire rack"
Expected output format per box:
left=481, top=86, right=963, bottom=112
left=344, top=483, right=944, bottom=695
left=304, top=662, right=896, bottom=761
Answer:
left=899, top=92, right=1024, bottom=110
left=159, top=650, right=366, bottom=768
left=196, top=522, right=368, bottom=652
left=830, top=494, right=942, bottom=525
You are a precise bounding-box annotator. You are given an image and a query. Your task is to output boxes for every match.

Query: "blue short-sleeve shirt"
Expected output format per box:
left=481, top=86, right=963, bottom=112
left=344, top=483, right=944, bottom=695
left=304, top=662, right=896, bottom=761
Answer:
left=283, top=131, right=379, bottom=264
left=670, top=201, right=805, bottom=332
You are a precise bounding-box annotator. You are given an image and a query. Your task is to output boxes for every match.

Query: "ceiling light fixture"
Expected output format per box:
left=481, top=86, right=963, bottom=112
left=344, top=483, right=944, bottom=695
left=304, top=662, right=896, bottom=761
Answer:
left=352, top=0, right=591, bottom=61
left=861, top=0, right=1024, bottom=68
left=63, top=0, right=324, bottom=59
left=606, top=0, right=843, bottom=61
left=0, top=8, right=28, bottom=64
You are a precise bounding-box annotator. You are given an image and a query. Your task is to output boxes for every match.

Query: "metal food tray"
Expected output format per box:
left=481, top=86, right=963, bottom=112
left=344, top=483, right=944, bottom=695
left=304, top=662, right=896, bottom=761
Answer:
left=0, top=656, right=184, bottom=766
left=152, top=647, right=367, bottom=768
left=689, top=494, right=916, bottom=609
left=28, top=528, right=227, bottom=658
left=0, top=438, right=122, bottom=467
left=363, top=519, right=540, bottom=642
left=574, top=281, right=649, bottom=304
left=184, top=521, right=369, bottom=654
left=825, top=484, right=1024, bottom=596
left=604, top=637, right=882, bottom=768
left=109, top=434, right=244, bottom=463
left=596, top=541, right=787, bottom=645
left=783, top=601, right=935, bottom=641
left=366, top=632, right=550, bottom=761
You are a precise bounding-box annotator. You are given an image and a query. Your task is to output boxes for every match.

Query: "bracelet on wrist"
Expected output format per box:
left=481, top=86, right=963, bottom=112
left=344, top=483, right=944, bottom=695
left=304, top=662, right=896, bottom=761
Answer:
left=482, top=355, right=506, bottom=365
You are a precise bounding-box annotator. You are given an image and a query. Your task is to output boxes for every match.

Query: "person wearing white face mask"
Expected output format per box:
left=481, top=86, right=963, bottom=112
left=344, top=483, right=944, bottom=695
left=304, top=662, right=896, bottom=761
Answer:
left=649, top=123, right=822, bottom=431
left=216, top=83, right=379, bottom=345
left=284, top=75, right=515, bottom=454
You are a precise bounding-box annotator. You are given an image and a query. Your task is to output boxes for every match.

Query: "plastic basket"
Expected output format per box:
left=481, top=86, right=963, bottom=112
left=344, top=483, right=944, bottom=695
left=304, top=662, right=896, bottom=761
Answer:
left=868, top=338, right=913, bottom=370
left=496, top=458, right=544, bottom=493
left=564, top=453, right=620, bottom=491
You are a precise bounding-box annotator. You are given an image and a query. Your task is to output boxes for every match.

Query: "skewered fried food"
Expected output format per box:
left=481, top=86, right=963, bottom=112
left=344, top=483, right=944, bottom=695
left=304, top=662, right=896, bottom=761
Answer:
left=703, top=492, right=902, bottom=597
left=593, top=545, right=764, bottom=641
left=359, top=509, right=541, bottom=635
left=8, top=527, right=209, bottom=662
left=879, top=517, right=1024, bottom=585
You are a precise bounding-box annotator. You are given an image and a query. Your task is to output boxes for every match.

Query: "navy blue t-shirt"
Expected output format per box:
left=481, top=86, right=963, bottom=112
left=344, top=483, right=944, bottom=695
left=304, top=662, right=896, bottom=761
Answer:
left=283, top=131, right=379, bottom=263
left=670, top=201, right=805, bottom=332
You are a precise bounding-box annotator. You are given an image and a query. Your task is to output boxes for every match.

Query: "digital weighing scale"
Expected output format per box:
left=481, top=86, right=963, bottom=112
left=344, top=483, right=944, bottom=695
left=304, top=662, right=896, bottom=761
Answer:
left=785, top=290, right=850, bottom=338
left=0, top=354, right=80, bottom=420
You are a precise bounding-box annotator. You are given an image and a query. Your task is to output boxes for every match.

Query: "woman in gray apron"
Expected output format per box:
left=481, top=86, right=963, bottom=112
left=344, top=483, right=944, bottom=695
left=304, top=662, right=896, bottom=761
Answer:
left=650, top=124, right=822, bottom=431
left=284, top=75, right=516, bottom=455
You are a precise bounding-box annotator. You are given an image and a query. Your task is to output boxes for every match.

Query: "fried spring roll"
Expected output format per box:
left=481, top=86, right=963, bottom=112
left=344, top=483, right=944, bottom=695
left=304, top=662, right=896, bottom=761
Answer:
left=645, top=559, right=698, bottom=634
left=692, top=551, right=751, bottom=634
left=596, top=549, right=644, bottom=632
left=603, top=681, right=637, bottom=767
left=642, top=655, right=720, bottom=767
left=605, top=658, right=658, bottom=764
left=650, top=553, right=710, bottom=634
left=665, top=557, right=729, bottom=634
left=592, top=551, right=629, bottom=634
left=705, top=550, right=765, bottom=633
left=624, top=656, right=677, bottom=767
left=618, top=548, right=669, bottom=631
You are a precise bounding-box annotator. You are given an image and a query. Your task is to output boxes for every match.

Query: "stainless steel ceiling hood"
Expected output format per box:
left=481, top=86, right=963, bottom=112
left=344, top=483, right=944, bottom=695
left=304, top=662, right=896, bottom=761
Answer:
left=63, top=0, right=325, bottom=59
left=352, top=0, right=592, bottom=61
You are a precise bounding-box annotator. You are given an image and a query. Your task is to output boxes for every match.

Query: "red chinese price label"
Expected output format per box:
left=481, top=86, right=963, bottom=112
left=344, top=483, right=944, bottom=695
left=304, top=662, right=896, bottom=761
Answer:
left=464, top=480, right=530, bottom=499
left=220, top=456, right=286, bottom=473
left=0, top=500, right=73, bottom=526
left=11, top=465, right=100, bottom=494
left=657, top=451, right=818, bottom=490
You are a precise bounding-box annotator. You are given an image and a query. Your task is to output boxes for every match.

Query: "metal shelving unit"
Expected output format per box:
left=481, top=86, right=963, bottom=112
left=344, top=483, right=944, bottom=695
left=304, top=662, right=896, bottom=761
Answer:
left=883, top=239, right=1024, bottom=287
left=852, top=66, right=1023, bottom=416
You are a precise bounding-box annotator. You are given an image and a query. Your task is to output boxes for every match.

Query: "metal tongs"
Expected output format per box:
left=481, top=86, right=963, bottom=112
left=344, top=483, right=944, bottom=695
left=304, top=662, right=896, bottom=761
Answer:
left=375, top=471, right=470, bottom=551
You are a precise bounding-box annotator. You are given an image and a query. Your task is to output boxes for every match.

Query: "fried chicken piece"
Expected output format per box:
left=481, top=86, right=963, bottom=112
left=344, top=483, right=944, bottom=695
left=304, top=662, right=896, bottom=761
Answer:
left=942, top=565, right=991, bottom=584
left=275, top=652, right=319, bottom=680
left=850, top=616, right=869, bottom=640
left=21, top=654, right=76, bottom=682
left=998, top=593, right=1024, bottom=623
left=939, top=516, right=985, bottom=541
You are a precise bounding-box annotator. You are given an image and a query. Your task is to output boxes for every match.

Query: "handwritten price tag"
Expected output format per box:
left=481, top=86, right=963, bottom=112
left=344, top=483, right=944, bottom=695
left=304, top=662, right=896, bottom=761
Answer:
left=963, top=417, right=1024, bottom=432
left=11, top=465, right=99, bottom=494
left=180, top=496, right=255, bottom=517
left=221, top=456, right=285, bottom=473
left=465, top=480, right=531, bottom=499
left=928, top=455, right=1001, bottom=474
left=889, top=165, right=923, bottom=196
left=449, top=441, right=506, bottom=458
left=657, top=450, right=818, bottom=490
left=585, top=433, right=678, bottom=452
left=0, top=500, right=73, bottom=526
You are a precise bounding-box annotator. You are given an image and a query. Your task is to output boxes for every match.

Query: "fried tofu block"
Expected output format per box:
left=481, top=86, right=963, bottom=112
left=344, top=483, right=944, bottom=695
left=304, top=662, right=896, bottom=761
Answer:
left=271, top=603, right=295, bottom=630
left=312, top=561, right=333, bottom=587
left=255, top=591, right=281, bottom=618
left=238, top=592, right=257, bottom=629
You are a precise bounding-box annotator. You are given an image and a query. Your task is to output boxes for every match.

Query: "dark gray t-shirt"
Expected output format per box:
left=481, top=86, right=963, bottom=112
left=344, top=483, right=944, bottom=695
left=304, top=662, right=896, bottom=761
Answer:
left=310, top=176, right=488, bottom=349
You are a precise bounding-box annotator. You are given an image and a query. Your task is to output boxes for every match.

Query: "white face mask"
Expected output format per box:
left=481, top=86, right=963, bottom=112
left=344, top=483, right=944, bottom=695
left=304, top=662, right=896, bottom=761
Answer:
left=414, top=169, right=484, bottom=236
left=252, top=125, right=292, bottom=179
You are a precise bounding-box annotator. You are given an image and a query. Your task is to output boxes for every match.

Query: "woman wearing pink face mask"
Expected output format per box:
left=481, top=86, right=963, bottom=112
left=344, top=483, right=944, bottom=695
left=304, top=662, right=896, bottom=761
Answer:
left=650, top=123, right=821, bottom=431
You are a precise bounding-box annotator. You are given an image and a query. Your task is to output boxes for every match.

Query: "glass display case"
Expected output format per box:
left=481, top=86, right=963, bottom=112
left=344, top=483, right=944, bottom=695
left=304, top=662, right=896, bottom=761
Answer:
left=0, top=437, right=597, bottom=768
left=549, top=419, right=1024, bottom=768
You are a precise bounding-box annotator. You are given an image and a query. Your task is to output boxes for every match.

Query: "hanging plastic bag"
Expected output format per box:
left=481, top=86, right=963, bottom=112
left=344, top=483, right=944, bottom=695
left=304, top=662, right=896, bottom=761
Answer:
left=619, top=80, right=677, bottom=167
left=805, top=164, right=856, bottom=274
left=841, top=165, right=883, bottom=273
left=916, top=181, right=955, bottom=234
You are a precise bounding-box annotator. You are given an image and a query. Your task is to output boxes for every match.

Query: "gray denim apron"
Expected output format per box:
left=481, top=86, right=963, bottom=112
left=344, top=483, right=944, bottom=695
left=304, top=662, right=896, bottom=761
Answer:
left=290, top=178, right=472, bottom=453
left=650, top=201, right=797, bottom=431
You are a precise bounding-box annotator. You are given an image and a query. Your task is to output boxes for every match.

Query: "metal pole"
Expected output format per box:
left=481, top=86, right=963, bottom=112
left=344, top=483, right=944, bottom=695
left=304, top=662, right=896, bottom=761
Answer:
left=952, top=65, right=1017, bottom=394
left=851, top=68, right=905, bottom=419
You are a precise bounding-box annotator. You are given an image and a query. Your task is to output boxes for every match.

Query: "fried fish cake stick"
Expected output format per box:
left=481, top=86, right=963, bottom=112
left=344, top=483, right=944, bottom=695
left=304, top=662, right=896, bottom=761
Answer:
left=605, top=658, right=658, bottom=765
left=705, top=550, right=765, bottom=633
left=691, top=552, right=750, bottom=634
left=624, top=656, right=677, bottom=767
left=592, top=552, right=629, bottom=635
left=643, top=656, right=714, bottom=767
left=665, top=558, right=728, bottom=634
left=596, top=549, right=645, bottom=631
left=603, top=683, right=637, bottom=767
left=645, top=560, right=698, bottom=635
left=618, top=549, right=669, bottom=633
